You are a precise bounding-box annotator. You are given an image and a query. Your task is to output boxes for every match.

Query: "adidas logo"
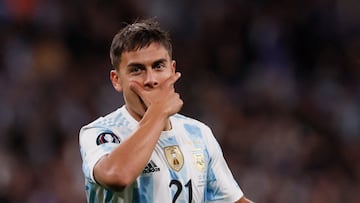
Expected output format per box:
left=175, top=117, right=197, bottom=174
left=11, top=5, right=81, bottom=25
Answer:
left=143, top=160, right=160, bottom=174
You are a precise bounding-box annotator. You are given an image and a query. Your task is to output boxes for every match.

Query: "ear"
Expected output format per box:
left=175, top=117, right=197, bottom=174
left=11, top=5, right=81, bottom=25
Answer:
left=110, top=70, right=123, bottom=92
left=171, top=60, right=176, bottom=73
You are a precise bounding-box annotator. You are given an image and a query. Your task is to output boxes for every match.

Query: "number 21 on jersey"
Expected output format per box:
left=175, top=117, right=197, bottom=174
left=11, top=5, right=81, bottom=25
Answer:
left=169, top=179, right=192, bottom=203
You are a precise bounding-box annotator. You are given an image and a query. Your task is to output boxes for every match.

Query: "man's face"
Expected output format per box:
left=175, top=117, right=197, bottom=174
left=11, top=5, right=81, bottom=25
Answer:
left=111, top=43, right=176, bottom=121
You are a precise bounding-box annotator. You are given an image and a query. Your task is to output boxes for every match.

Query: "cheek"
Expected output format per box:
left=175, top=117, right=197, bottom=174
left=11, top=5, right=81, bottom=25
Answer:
left=122, top=86, right=134, bottom=98
left=159, top=70, right=174, bottom=80
left=122, top=86, right=139, bottom=103
left=163, top=72, right=175, bottom=82
left=123, top=91, right=138, bottom=109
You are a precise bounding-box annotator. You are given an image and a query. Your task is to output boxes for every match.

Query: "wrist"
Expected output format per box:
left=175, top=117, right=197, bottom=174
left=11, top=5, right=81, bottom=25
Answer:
left=140, top=107, right=169, bottom=130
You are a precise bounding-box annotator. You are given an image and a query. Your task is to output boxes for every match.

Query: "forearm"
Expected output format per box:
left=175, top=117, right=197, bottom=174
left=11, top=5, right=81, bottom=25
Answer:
left=94, top=107, right=167, bottom=190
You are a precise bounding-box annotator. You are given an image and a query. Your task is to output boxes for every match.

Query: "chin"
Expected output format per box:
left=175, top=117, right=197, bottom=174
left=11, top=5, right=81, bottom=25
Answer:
left=125, top=105, right=144, bottom=121
left=136, top=105, right=147, bottom=118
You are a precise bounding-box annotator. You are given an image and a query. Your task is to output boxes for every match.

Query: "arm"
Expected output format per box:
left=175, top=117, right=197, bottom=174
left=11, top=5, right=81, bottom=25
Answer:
left=93, top=73, right=183, bottom=191
left=236, top=196, right=255, bottom=203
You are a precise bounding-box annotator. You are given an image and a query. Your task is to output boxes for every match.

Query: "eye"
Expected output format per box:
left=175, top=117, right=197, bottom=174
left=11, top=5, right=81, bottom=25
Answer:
left=154, top=62, right=165, bottom=70
left=129, top=66, right=142, bottom=74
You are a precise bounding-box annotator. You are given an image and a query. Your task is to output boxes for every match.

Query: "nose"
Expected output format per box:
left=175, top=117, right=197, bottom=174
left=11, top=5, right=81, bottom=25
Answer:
left=144, top=70, right=159, bottom=88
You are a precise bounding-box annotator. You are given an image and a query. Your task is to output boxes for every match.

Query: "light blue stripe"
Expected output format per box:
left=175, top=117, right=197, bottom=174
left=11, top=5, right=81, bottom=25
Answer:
left=184, top=124, right=202, bottom=138
left=206, top=167, right=224, bottom=201
left=137, top=175, right=153, bottom=202
left=184, top=124, right=203, bottom=148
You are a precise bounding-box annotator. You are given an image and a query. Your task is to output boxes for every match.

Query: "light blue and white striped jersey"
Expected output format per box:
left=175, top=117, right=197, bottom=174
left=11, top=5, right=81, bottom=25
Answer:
left=79, top=105, right=243, bottom=203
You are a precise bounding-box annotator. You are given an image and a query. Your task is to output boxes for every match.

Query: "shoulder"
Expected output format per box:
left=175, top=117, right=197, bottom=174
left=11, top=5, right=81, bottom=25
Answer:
left=80, top=110, right=117, bottom=133
left=171, top=113, right=214, bottom=137
left=79, top=108, right=129, bottom=150
left=79, top=106, right=135, bottom=140
left=171, top=113, right=210, bottom=128
left=81, top=106, right=132, bottom=132
left=171, top=114, right=223, bottom=154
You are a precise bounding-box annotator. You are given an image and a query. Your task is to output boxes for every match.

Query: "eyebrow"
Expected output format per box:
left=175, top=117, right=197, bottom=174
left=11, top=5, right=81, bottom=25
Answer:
left=127, top=62, right=145, bottom=69
left=152, top=58, right=167, bottom=66
left=127, top=58, right=168, bottom=69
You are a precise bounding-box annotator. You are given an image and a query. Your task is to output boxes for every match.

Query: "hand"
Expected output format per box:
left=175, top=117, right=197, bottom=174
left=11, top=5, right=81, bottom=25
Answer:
left=129, top=72, right=183, bottom=118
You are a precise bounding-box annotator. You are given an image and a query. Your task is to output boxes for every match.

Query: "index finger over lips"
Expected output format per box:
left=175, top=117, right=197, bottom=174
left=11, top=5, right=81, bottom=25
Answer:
left=129, top=80, right=145, bottom=98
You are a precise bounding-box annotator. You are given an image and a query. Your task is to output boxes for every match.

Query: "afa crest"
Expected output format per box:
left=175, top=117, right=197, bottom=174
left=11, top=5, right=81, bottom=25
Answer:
left=192, top=149, right=206, bottom=172
left=164, top=145, right=184, bottom=172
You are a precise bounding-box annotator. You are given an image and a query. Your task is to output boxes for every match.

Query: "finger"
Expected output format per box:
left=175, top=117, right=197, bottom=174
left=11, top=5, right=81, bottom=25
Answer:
left=164, top=72, right=181, bottom=87
left=129, top=80, right=145, bottom=98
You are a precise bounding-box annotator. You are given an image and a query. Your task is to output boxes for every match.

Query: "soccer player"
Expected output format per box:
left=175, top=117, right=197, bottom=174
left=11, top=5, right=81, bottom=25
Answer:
left=79, top=19, right=254, bottom=203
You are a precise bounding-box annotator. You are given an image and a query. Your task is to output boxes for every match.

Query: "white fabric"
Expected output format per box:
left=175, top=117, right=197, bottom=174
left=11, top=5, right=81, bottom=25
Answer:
left=79, top=105, right=243, bottom=203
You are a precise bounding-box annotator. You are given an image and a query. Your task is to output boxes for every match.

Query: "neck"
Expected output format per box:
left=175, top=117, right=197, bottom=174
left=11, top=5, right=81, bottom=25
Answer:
left=126, top=106, right=172, bottom=131
left=164, top=119, right=172, bottom=131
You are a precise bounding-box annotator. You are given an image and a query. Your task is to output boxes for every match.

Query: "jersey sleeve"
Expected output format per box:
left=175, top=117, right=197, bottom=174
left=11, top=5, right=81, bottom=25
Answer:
left=203, top=125, right=244, bottom=202
left=79, top=126, right=121, bottom=183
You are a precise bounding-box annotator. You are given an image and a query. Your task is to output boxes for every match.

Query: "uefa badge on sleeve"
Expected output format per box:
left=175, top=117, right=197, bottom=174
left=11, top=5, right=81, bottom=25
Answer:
left=96, top=132, right=120, bottom=145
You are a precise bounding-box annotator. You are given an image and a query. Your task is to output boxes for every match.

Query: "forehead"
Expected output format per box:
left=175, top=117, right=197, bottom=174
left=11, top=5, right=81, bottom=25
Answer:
left=120, top=43, right=171, bottom=67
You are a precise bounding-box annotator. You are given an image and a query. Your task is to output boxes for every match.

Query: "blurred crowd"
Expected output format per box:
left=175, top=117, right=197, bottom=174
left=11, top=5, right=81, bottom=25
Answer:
left=0, top=0, right=359, bottom=202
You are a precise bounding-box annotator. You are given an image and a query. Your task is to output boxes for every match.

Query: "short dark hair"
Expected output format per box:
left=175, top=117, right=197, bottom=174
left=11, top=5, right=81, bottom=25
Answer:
left=110, top=19, right=173, bottom=70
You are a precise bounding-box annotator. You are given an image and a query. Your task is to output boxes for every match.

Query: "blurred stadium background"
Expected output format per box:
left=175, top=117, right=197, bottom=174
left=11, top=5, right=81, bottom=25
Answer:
left=0, top=0, right=359, bottom=202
